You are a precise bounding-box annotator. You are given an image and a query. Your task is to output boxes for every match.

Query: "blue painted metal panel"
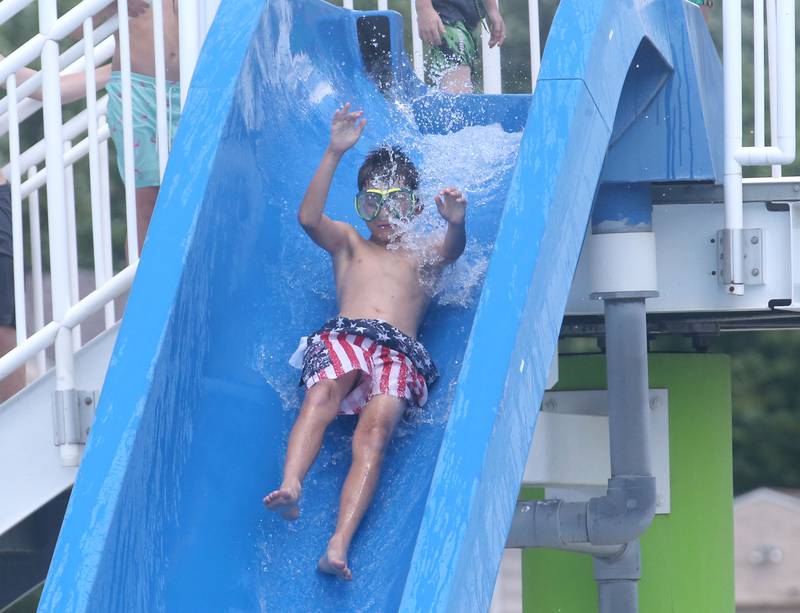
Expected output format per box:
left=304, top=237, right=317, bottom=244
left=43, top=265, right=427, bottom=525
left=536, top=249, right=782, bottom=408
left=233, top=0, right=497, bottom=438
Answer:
left=38, top=0, right=722, bottom=611
left=601, top=0, right=724, bottom=183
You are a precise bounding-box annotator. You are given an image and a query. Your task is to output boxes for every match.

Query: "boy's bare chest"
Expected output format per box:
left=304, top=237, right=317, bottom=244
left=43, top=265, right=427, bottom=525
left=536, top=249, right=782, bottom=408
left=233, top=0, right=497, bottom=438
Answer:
left=336, top=244, right=421, bottom=292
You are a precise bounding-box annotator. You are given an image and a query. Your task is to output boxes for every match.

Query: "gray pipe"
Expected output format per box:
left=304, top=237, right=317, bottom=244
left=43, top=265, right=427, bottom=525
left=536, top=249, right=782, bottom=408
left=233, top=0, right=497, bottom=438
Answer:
left=604, top=298, right=652, bottom=477
left=507, top=297, right=656, bottom=613
left=595, top=540, right=642, bottom=613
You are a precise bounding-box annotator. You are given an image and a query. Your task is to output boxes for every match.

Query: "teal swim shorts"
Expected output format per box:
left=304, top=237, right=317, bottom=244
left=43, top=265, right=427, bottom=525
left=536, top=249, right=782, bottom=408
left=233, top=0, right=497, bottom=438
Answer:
left=106, top=71, right=181, bottom=188
left=424, top=20, right=479, bottom=86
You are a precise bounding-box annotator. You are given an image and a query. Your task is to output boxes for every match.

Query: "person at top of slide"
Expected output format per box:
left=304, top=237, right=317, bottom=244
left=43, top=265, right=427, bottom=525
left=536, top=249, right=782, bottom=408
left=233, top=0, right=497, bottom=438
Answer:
left=416, top=0, right=506, bottom=93
left=264, top=103, right=468, bottom=580
left=91, top=0, right=181, bottom=253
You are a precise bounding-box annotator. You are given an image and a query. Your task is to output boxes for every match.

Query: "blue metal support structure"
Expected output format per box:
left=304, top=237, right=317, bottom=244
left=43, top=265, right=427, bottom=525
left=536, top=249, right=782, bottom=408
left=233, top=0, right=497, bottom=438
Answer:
left=38, top=1, right=722, bottom=611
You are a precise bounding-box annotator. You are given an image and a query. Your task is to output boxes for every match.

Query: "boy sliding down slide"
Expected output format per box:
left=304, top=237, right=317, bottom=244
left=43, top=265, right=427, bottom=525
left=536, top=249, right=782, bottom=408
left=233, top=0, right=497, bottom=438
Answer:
left=264, top=104, right=468, bottom=580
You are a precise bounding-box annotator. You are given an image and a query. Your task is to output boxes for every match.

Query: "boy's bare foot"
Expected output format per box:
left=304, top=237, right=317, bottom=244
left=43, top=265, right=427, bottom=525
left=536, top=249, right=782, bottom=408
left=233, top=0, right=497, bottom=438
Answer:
left=317, top=537, right=352, bottom=581
left=263, top=483, right=301, bottom=520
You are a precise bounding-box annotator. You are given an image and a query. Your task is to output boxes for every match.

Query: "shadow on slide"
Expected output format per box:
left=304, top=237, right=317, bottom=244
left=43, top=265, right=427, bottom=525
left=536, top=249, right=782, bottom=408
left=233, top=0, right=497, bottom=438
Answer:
left=39, top=0, right=720, bottom=610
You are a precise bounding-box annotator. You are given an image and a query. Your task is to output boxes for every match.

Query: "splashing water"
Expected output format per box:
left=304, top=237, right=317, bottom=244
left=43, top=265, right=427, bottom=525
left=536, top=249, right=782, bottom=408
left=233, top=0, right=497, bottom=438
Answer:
left=388, top=123, right=523, bottom=306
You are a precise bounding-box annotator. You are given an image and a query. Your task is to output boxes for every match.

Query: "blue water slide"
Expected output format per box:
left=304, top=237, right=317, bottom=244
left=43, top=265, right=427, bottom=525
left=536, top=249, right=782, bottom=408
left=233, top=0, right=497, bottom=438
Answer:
left=39, top=1, right=721, bottom=611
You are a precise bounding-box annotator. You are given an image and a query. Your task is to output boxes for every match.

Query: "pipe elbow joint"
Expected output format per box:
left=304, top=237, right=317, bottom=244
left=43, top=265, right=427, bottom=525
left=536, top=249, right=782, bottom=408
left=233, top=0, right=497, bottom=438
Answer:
left=586, top=475, right=657, bottom=546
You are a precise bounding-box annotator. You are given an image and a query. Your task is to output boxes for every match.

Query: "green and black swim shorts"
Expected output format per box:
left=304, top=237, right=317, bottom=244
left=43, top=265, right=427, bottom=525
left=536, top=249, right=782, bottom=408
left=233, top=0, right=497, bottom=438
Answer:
left=424, top=20, right=479, bottom=86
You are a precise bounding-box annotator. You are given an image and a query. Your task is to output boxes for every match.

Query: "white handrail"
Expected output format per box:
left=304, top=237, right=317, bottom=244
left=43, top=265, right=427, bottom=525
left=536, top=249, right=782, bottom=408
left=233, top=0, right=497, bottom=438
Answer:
left=1, top=0, right=210, bottom=419
left=0, top=0, right=35, bottom=25
left=723, top=0, right=796, bottom=293
left=2, top=97, right=110, bottom=177
left=0, top=265, right=138, bottom=381
left=733, top=1, right=795, bottom=166
left=0, top=21, right=116, bottom=117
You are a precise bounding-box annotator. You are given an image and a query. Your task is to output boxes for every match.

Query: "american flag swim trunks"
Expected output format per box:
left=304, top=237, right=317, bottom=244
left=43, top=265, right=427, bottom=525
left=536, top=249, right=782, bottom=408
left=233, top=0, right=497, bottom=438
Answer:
left=290, top=317, right=438, bottom=416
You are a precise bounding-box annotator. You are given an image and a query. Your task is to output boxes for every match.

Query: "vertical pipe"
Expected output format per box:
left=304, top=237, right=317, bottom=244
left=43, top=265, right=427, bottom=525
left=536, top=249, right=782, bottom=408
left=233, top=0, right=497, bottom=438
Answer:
left=63, top=141, right=82, bottom=350
left=343, top=0, right=354, bottom=8
left=722, top=0, right=744, bottom=294
left=604, top=299, right=652, bottom=477
left=116, top=0, right=140, bottom=260
left=774, top=0, right=794, bottom=174
left=598, top=578, right=638, bottom=613
left=409, top=0, right=424, bottom=80
left=481, top=0, right=501, bottom=93
left=765, top=0, right=780, bottom=176
left=27, top=167, right=46, bottom=375
left=753, top=0, right=764, bottom=147
left=151, top=0, right=169, bottom=180
left=6, top=74, right=27, bottom=349
left=378, top=0, right=388, bottom=10
left=528, top=0, right=540, bottom=89
left=39, top=0, right=79, bottom=465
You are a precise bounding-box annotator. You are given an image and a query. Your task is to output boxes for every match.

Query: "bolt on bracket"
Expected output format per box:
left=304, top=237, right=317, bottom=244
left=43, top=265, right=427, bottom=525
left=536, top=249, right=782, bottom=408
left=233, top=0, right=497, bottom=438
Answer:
left=52, top=390, right=98, bottom=446
left=716, top=228, right=764, bottom=286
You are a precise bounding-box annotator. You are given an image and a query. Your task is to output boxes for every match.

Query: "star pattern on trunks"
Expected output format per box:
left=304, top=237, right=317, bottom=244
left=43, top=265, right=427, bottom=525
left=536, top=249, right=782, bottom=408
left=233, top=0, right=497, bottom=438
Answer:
left=299, top=317, right=439, bottom=387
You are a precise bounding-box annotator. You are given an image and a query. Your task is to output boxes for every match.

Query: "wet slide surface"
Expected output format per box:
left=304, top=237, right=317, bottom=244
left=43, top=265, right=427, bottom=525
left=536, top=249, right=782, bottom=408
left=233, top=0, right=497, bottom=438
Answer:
left=39, top=0, right=719, bottom=611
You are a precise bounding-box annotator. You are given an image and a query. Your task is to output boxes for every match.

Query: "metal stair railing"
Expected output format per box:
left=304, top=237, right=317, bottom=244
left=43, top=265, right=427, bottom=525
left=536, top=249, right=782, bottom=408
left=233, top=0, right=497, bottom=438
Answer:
left=0, top=0, right=220, bottom=468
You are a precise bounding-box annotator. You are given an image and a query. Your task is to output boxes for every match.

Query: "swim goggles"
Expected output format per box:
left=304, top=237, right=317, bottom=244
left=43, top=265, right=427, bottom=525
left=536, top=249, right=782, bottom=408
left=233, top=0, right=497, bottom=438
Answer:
left=354, top=187, right=420, bottom=221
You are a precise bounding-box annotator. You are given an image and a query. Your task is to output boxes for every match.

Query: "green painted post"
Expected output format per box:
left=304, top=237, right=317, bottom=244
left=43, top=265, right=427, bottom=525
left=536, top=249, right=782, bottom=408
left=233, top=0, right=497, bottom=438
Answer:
left=522, top=354, right=735, bottom=613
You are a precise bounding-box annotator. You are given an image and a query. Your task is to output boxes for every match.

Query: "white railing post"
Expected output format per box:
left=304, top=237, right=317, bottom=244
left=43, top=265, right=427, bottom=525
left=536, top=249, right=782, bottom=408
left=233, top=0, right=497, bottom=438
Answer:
left=83, top=17, right=112, bottom=333
left=27, top=167, right=46, bottom=376
left=38, top=0, right=81, bottom=465
left=117, top=0, right=140, bottom=260
left=98, top=123, right=116, bottom=329
left=178, top=0, right=201, bottom=106
left=481, top=0, right=501, bottom=94
left=63, top=141, right=82, bottom=350
left=6, top=74, right=27, bottom=352
left=724, top=0, right=796, bottom=295
left=151, top=0, right=170, bottom=180
left=529, top=0, right=541, bottom=87
left=408, top=1, right=425, bottom=80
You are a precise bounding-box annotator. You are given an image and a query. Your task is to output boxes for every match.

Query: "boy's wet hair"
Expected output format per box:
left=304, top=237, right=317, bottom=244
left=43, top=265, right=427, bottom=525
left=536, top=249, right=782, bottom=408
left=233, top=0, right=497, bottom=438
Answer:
left=358, top=146, right=420, bottom=191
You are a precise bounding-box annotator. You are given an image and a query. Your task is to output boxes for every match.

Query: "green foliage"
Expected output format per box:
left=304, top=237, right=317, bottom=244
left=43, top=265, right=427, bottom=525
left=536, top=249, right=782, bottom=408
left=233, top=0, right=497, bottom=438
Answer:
left=712, top=331, right=800, bottom=494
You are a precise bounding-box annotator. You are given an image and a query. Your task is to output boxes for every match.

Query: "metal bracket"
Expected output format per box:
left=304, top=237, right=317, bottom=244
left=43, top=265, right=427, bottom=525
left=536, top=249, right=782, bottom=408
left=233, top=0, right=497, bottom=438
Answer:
left=716, top=228, right=764, bottom=287
left=52, top=390, right=97, bottom=446
left=525, top=389, right=671, bottom=514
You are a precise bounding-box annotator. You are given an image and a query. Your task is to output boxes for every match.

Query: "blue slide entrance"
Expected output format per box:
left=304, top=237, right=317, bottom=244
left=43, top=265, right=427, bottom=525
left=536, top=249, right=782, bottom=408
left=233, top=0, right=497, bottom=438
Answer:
left=39, top=1, right=720, bottom=611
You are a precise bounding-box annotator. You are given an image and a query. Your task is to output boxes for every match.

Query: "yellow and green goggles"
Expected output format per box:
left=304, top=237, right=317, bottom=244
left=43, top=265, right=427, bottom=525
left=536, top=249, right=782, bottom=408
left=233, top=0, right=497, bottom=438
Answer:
left=355, top=187, right=419, bottom=221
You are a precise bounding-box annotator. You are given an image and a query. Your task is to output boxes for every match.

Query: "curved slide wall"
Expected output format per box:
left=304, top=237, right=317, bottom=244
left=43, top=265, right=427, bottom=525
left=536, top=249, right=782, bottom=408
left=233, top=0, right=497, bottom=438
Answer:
left=39, top=1, right=720, bottom=611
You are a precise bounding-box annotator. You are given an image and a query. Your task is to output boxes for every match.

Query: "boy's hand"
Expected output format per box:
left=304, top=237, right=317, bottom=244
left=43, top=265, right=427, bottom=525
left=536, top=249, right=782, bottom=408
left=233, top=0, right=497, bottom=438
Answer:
left=417, top=6, right=446, bottom=47
left=487, top=10, right=506, bottom=48
left=435, top=188, right=467, bottom=225
left=328, top=103, right=367, bottom=156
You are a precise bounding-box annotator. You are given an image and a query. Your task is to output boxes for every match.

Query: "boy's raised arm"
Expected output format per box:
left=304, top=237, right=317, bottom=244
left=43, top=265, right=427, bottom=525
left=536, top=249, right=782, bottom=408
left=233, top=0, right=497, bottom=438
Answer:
left=298, top=103, right=366, bottom=255
left=434, top=187, right=467, bottom=263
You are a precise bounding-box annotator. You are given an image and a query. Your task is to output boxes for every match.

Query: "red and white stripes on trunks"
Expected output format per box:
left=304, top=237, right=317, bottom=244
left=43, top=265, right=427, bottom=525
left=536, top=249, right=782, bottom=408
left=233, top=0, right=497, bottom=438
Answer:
left=300, top=331, right=428, bottom=415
